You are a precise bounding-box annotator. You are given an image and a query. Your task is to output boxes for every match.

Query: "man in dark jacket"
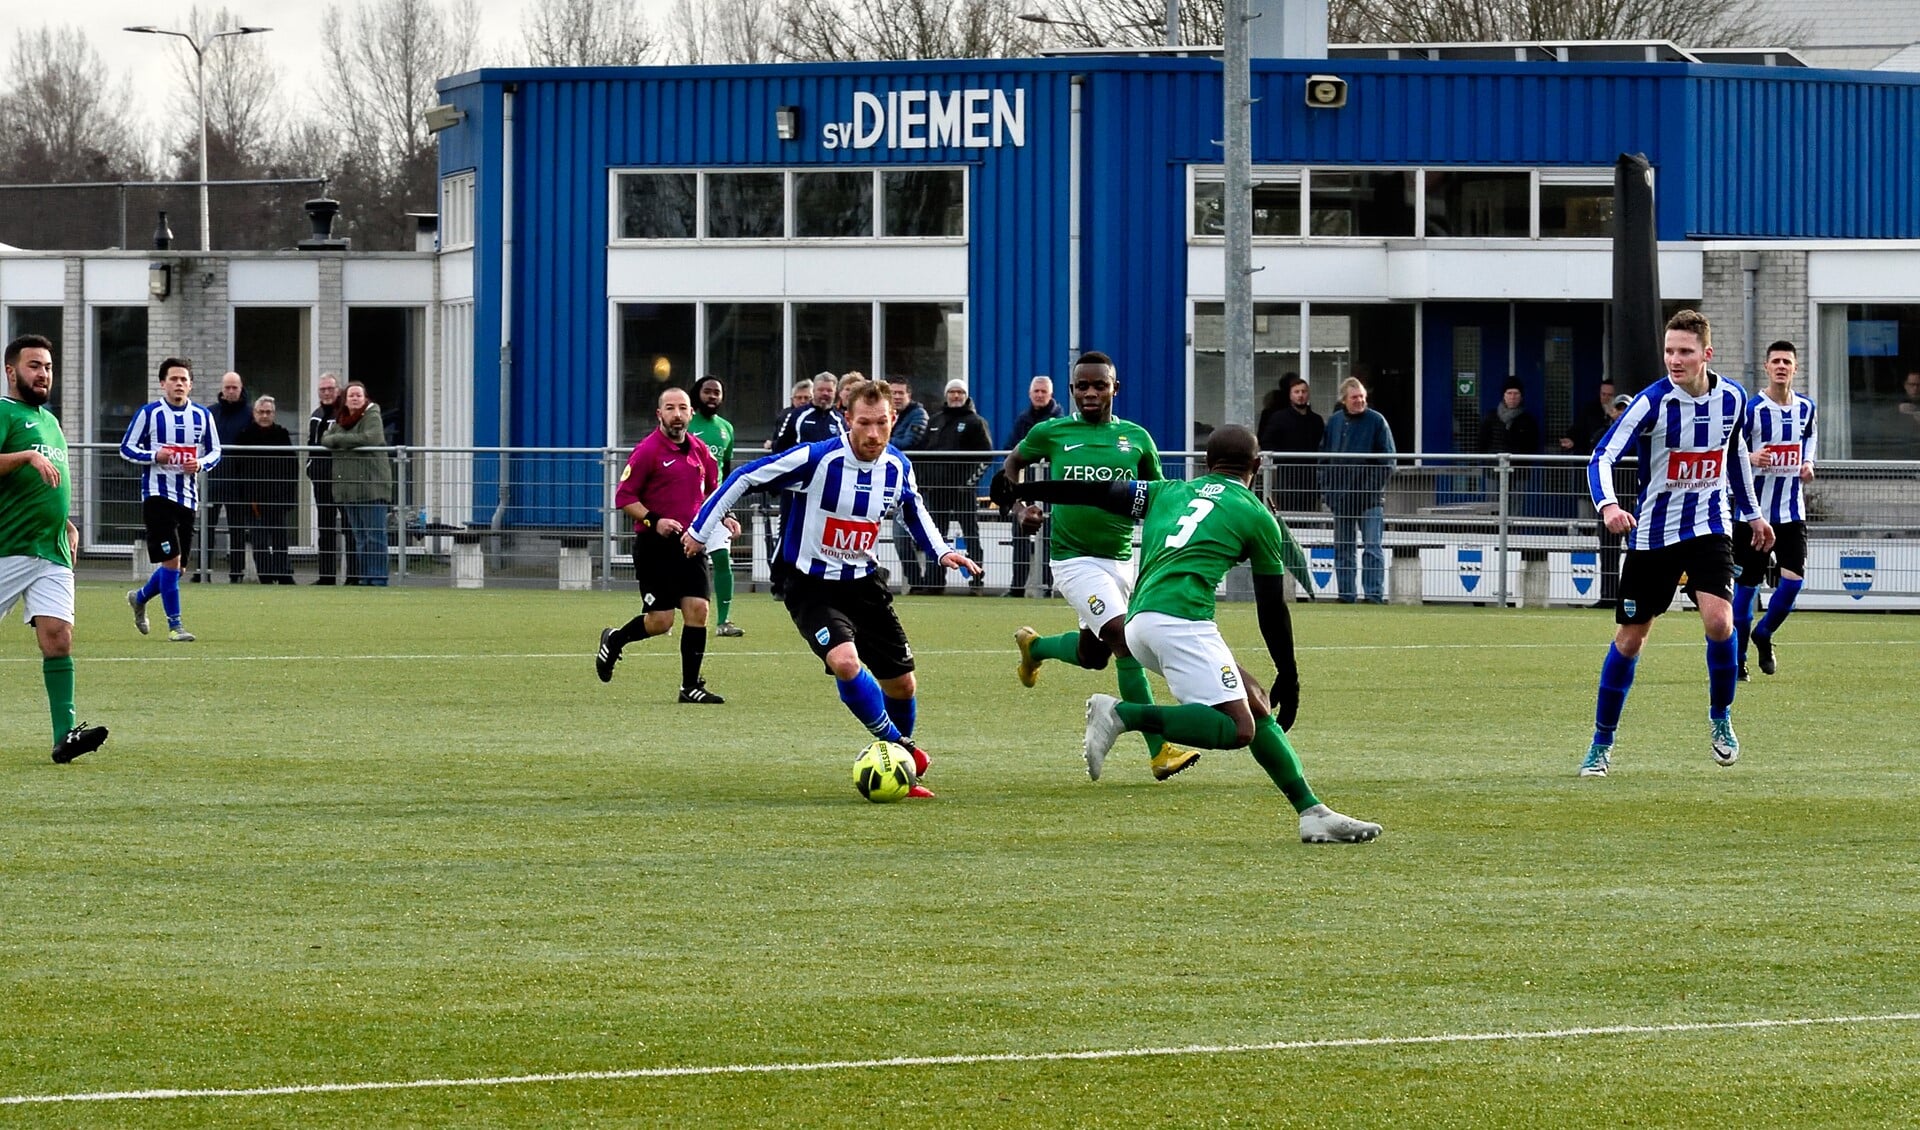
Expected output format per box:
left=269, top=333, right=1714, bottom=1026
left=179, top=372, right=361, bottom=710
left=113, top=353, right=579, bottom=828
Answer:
left=1479, top=376, right=1541, bottom=455
left=232, top=396, right=299, bottom=583
left=1257, top=373, right=1323, bottom=515
left=1317, top=376, right=1396, bottom=604
left=1003, top=375, right=1066, bottom=596
left=922, top=379, right=993, bottom=593
left=206, top=371, right=253, bottom=582
left=888, top=378, right=933, bottom=593
left=306, top=372, right=354, bottom=584
left=767, top=373, right=846, bottom=597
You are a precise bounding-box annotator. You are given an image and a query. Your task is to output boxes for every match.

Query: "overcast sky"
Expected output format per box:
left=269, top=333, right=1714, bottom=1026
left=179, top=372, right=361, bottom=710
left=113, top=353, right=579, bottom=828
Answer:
left=37, top=0, right=679, bottom=140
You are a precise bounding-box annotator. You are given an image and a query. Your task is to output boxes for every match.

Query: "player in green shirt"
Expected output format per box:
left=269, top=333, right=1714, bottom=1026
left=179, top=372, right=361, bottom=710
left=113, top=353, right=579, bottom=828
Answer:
left=0, top=335, right=108, bottom=763
left=689, top=376, right=743, bottom=637
left=994, top=424, right=1380, bottom=843
left=996, top=351, right=1199, bottom=782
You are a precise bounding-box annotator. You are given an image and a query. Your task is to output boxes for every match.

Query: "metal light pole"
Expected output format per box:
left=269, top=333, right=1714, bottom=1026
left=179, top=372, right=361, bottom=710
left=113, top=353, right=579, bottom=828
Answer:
left=1221, top=0, right=1254, bottom=426
left=124, top=24, right=272, bottom=252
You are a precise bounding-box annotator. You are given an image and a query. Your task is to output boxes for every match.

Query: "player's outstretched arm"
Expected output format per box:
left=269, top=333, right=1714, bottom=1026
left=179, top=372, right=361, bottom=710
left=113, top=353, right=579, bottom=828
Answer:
left=1251, top=572, right=1301, bottom=731
left=990, top=473, right=1144, bottom=519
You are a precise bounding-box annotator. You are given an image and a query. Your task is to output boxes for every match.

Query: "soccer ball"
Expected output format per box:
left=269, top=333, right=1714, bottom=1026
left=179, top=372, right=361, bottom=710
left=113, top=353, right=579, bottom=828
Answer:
left=852, top=740, right=916, bottom=803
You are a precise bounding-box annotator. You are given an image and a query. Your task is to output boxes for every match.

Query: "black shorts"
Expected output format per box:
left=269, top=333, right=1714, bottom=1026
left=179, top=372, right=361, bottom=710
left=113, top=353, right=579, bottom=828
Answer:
left=1616, top=535, right=1734, bottom=624
left=1734, top=520, right=1807, bottom=584
left=786, top=572, right=915, bottom=680
left=142, top=496, right=196, bottom=564
left=632, top=531, right=712, bottom=611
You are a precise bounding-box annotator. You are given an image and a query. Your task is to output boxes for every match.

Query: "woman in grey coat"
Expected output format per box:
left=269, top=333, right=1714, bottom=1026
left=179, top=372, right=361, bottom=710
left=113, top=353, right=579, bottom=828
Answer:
left=321, top=382, right=394, bottom=586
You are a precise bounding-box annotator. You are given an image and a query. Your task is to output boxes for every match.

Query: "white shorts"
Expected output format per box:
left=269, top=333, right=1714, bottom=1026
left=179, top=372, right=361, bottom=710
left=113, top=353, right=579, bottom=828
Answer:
left=705, top=527, right=734, bottom=555
left=1052, top=555, right=1135, bottom=632
left=0, top=556, right=75, bottom=627
left=1124, top=612, right=1245, bottom=707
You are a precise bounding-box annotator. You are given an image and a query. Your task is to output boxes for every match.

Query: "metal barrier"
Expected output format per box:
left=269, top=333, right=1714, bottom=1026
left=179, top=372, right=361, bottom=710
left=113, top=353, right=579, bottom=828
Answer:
left=67, top=443, right=1920, bottom=608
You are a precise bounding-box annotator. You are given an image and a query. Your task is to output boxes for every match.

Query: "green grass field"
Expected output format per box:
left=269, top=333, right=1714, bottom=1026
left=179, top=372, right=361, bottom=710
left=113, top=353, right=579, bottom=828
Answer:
left=5, top=584, right=1919, bottom=1126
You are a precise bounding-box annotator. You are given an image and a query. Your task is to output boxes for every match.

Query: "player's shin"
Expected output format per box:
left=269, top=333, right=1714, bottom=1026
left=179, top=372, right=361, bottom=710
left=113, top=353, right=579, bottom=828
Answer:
left=1705, top=634, right=1737, bottom=718
left=837, top=669, right=904, bottom=743
left=1733, top=583, right=1758, bottom=662
left=158, top=565, right=183, bottom=623
left=883, top=693, right=916, bottom=740
left=1030, top=629, right=1086, bottom=667
left=711, top=549, right=735, bottom=623
left=680, top=626, right=707, bottom=689
left=1250, top=715, right=1320, bottom=813
left=1113, top=657, right=1166, bottom=756
left=43, top=656, right=76, bottom=743
left=1594, top=643, right=1637, bottom=744
left=1756, top=576, right=1801, bottom=638
left=1114, top=701, right=1238, bottom=749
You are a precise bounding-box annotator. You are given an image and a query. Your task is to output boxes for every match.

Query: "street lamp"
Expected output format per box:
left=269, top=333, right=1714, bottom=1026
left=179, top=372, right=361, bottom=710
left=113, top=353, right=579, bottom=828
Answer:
left=124, top=24, right=273, bottom=252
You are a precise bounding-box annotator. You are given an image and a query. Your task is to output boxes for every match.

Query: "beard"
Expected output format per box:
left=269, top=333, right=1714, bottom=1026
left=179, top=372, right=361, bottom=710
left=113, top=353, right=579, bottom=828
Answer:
left=13, top=380, right=49, bottom=407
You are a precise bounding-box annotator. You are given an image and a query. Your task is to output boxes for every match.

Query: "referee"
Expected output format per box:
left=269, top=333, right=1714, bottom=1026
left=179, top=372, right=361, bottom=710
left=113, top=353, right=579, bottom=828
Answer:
left=596, top=387, right=733, bottom=703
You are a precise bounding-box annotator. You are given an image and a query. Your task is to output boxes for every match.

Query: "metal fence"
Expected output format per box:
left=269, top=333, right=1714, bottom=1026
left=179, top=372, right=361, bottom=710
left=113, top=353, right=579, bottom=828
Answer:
left=67, top=444, right=1920, bottom=608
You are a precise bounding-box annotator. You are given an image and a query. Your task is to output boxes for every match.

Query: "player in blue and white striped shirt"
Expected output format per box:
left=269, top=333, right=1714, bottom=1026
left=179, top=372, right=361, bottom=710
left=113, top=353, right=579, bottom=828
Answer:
left=1580, top=310, right=1774, bottom=777
left=684, top=379, right=980, bottom=795
left=120, top=358, right=222, bottom=642
left=1734, top=340, right=1816, bottom=681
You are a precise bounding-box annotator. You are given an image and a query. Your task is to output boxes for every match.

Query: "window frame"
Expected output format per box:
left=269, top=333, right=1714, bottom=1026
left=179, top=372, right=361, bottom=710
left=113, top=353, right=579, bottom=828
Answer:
left=611, top=168, right=969, bottom=247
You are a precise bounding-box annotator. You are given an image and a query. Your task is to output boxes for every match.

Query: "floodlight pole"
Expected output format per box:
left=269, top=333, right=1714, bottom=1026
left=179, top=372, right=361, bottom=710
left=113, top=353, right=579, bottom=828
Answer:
left=124, top=24, right=273, bottom=252
left=1222, top=0, right=1254, bottom=426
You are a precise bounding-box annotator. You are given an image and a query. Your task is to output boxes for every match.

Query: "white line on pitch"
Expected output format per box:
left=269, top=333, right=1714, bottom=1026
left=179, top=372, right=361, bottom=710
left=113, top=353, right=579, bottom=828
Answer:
left=4, top=1011, right=1917, bottom=1107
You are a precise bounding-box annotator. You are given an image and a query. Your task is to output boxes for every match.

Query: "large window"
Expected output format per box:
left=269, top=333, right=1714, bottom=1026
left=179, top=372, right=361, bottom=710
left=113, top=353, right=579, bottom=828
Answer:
left=1192, top=302, right=1414, bottom=450
left=1817, top=303, right=1920, bottom=459
left=234, top=307, right=312, bottom=439
left=90, top=306, right=148, bottom=545
left=883, top=303, right=964, bottom=388
left=1192, top=167, right=1615, bottom=240
left=439, top=171, right=476, bottom=249
left=795, top=303, right=874, bottom=386
left=615, top=169, right=966, bottom=242
left=617, top=304, right=696, bottom=445
left=345, top=307, right=422, bottom=446
left=705, top=303, right=783, bottom=452
left=6, top=306, right=63, bottom=416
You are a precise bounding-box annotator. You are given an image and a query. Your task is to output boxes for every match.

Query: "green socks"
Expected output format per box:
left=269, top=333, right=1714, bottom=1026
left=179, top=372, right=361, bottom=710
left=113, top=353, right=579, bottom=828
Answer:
left=1113, top=656, right=1167, bottom=757
left=711, top=548, right=734, bottom=623
left=43, top=656, right=75, bottom=744
left=1250, top=715, right=1319, bottom=813
left=1029, top=629, right=1084, bottom=665
left=1114, top=700, right=1239, bottom=749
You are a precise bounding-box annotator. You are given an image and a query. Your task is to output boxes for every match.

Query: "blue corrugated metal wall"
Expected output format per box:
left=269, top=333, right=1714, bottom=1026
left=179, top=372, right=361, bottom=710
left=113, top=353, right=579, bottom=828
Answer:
left=438, top=56, right=1920, bottom=516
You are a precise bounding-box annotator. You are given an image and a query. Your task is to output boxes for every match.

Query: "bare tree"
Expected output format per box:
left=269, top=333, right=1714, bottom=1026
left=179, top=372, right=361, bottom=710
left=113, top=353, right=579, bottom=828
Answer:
left=778, top=0, right=1043, bottom=61
left=313, top=0, right=482, bottom=247
left=157, top=5, right=282, bottom=175
left=0, top=25, right=149, bottom=183
left=668, top=0, right=782, bottom=64
left=522, top=0, right=658, bottom=67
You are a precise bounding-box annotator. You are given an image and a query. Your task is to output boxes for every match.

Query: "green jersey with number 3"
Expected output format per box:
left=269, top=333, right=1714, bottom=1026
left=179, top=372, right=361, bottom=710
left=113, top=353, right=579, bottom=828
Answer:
left=0, top=397, right=72, bottom=567
left=1016, top=414, right=1162, bottom=561
left=1131, top=473, right=1302, bottom=623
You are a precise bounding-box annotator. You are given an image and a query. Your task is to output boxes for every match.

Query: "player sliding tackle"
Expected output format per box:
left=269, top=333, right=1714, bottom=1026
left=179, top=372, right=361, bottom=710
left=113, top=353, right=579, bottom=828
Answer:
left=991, top=424, right=1381, bottom=843
left=683, top=379, right=980, bottom=797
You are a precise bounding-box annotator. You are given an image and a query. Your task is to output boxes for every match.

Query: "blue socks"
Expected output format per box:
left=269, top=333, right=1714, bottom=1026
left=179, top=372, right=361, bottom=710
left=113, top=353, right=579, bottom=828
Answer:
left=1706, top=633, right=1737, bottom=720
left=1756, top=576, right=1801, bottom=640
left=884, top=693, right=916, bottom=741
left=837, top=669, right=903, bottom=744
left=153, top=566, right=183, bottom=627
left=1732, top=583, right=1758, bottom=664
left=1593, top=643, right=1637, bottom=745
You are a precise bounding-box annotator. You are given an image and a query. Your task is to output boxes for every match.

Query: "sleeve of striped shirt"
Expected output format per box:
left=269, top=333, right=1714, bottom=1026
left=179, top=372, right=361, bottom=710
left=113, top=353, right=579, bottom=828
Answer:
left=1586, top=398, right=1645, bottom=511
left=895, top=456, right=953, bottom=560
left=197, top=406, right=223, bottom=473
left=1802, top=399, right=1818, bottom=465
left=1724, top=397, right=1759, bottom=522
left=119, top=404, right=156, bottom=465
left=688, top=443, right=815, bottom=543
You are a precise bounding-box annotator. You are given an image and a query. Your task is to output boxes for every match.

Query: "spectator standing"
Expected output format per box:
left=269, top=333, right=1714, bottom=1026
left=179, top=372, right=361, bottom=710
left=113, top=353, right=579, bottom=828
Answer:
left=1257, top=373, right=1323, bottom=515
left=767, top=373, right=846, bottom=597
left=1317, top=377, right=1395, bottom=604
left=1562, top=380, right=1616, bottom=457
left=922, top=379, right=993, bottom=594
left=206, top=371, right=252, bottom=582
left=307, top=373, right=355, bottom=584
left=888, top=379, right=932, bottom=594
left=1003, top=375, right=1066, bottom=597
left=231, top=396, right=298, bottom=584
left=1480, top=376, right=1543, bottom=514
left=322, top=382, right=393, bottom=586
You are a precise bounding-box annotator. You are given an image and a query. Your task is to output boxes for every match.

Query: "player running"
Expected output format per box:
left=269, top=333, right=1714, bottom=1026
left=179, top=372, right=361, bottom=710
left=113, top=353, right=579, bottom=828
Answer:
left=682, top=379, right=980, bottom=797
left=687, top=375, right=745, bottom=638
left=596, top=387, right=731, bottom=703
left=993, top=425, right=1381, bottom=844
left=1581, top=309, right=1772, bottom=776
left=998, top=351, right=1199, bottom=782
left=1733, top=340, right=1815, bottom=681
left=121, top=357, right=222, bottom=643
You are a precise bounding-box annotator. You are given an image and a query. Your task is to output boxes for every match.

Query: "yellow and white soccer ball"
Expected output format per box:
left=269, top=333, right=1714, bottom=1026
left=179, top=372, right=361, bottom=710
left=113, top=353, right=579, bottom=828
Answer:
left=852, top=740, right=916, bottom=803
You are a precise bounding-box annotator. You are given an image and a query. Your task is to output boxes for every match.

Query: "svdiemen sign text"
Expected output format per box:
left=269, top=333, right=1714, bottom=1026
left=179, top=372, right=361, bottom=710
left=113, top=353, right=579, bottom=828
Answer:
left=821, top=89, right=1027, bottom=150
